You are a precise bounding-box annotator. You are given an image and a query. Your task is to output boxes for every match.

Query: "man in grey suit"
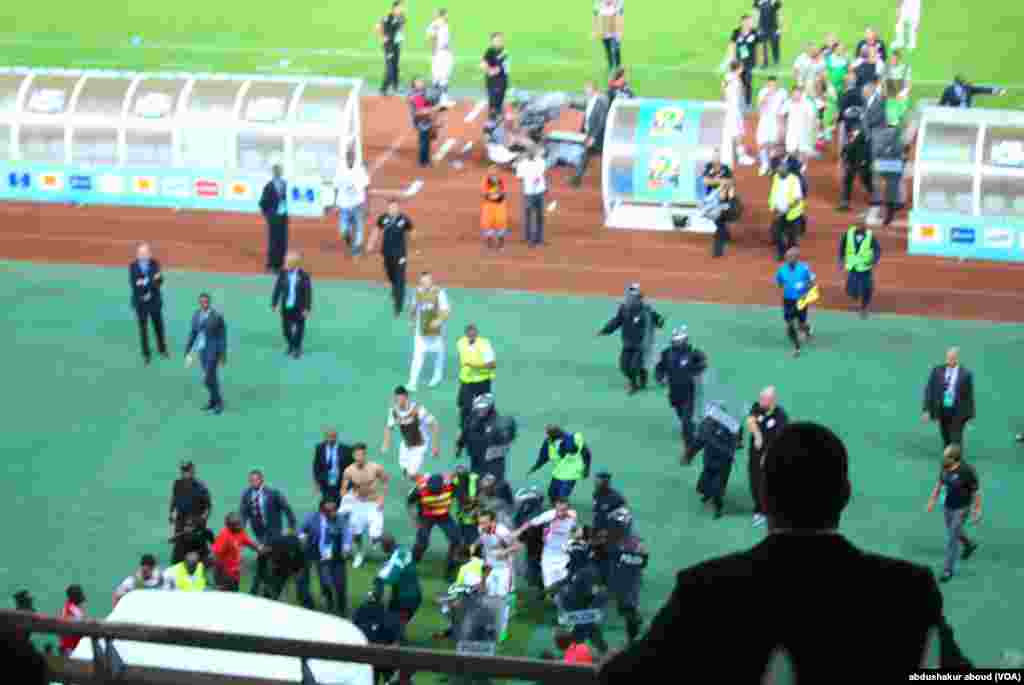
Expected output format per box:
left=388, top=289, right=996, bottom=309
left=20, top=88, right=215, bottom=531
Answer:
left=240, top=469, right=297, bottom=596
left=860, top=78, right=887, bottom=224
left=571, top=82, right=610, bottom=187
left=185, top=293, right=228, bottom=415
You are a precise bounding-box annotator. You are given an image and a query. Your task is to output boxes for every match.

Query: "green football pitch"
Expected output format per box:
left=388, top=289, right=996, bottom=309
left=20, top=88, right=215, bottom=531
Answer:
left=1, top=1, right=1023, bottom=108
left=1, top=260, right=1023, bottom=669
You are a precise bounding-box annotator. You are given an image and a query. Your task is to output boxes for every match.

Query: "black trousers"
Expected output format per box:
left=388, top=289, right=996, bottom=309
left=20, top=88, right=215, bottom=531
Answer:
left=846, top=269, right=874, bottom=308
left=749, top=448, right=765, bottom=514
left=698, top=452, right=734, bottom=507
left=940, top=412, right=966, bottom=448
left=713, top=218, right=731, bottom=257
left=457, top=379, right=492, bottom=425
left=265, top=215, right=288, bottom=271
left=135, top=302, right=167, bottom=359
left=203, top=358, right=222, bottom=407
left=840, top=163, right=874, bottom=206
left=740, top=67, right=753, bottom=108
left=281, top=308, right=305, bottom=352
left=673, top=401, right=697, bottom=448
left=416, top=127, right=432, bottom=166
left=759, top=31, right=781, bottom=66
left=383, top=254, right=407, bottom=315
left=382, top=44, right=401, bottom=94
left=486, top=77, right=508, bottom=121
left=619, top=346, right=645, bottom=388
left=574, top=144, right=601, bottom=183
left=602, top=37, right=622, bottom=71
left=772, top=215, right=803, bottom=260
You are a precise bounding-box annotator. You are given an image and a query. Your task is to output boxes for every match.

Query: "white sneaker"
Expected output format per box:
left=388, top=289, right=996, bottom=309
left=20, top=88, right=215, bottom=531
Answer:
left=738, top=154, right=756, bottom=166
left=353, top=553, right=365, bottom=569
left=428, top=377, right=442, bottom=388
left=752, top=513, right=766, bottom=527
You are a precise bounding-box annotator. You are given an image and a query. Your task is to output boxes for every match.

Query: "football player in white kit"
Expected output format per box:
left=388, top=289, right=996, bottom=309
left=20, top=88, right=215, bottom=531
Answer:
left=340, top=443, right=389, bottom=568
left=894, top=0, right=920, bottom=51
left=475, top=509, right=521, bottom=641
left=408, top=271, right=450, bottom=391
left=756, top=75, right=788, bottom=176
left=513, top=498, right=577, bottom=595
left=426, top=9, right=455, bottom=107
left=724, top=60, right=755, bottom=166
left=382, top=385, right=441, bottom=480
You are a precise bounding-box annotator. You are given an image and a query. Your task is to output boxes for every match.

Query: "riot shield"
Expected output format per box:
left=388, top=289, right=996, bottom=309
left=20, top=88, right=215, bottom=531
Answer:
left=698, top=367, right=744, bottom=430
left=640, top=306, right=661, bottom=372
left=454, top=594, right=503, bottom=656
left=556, top=567, right=610, bottom=631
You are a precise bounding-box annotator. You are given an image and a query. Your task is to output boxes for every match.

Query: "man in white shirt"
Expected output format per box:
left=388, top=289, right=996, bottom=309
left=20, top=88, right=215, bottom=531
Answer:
left=894, top=0, right=921, bottom=51
left=476, top=509, right=521, bottom=638
left=782, top=85, right=817, bottom=166
left=792, top=43, right=822, bottom=90
left=515, top=147, right=548, bottom=246
left=513, top=498, right=577, bottom=593
left=408, top=271, right=450, bottom=390
left=335, top=150, right=370, bottom=257
left=427, top=9, right=455, bottom=107
left=756, top=76, right=788, bottom=175
left=112, top=554, right=162, bottom=606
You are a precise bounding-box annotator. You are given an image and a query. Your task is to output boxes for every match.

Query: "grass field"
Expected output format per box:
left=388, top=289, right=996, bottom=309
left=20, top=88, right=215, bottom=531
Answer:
left=1, top=1, right=1024, bottom=107
left=1, top=261, right=1023, bottom=671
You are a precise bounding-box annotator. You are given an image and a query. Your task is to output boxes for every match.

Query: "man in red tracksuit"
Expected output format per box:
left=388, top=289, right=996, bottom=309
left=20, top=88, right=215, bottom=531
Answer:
left=212, top=512, right=262, bottom=591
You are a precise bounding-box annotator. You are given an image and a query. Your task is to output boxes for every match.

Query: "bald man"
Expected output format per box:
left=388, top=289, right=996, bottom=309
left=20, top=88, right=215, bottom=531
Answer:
left=130, top=243, right=169, bottom=364
left=746, top=386, right=789, bottom=527
left=271, top=251, right=313, bottom=359
left=922, top=348, right=975, bottom=448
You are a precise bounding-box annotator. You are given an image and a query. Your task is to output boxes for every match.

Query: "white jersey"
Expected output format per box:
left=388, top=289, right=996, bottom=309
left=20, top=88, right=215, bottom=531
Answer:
left=387, top=401, right=434, bottom=448
left=756, top=86, right=788, bottom=144
left=783, top=95, right=818, bottom=152
left=724, top=73, right=743, bottom=111
left=477, top=523, right=516, bottom=569
left=529, top=509, right=578, bottom=555
left=427, top=20, right=451, bottom=53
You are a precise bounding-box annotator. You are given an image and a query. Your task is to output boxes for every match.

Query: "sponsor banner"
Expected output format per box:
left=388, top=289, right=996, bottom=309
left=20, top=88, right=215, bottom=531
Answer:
left=39, top=172, right=64, bottom=191
left=132, top=176, right=158, bottom=195
left=161, top=176, right=191, bottom=199
left=633, top=100, right=703, bottom=206
left=7, top=171, right=31, bottom=190
left=98, top=173, right=124, bottom=194
left=69, top=174, right=93, bottom=192
left=195, top=178, right=221, bottom=199
left=911, top=224, right=943, bottom=244
left=984, top=227, right=1014, bottom=249
left=949, top=227, right=976, bottom=245
left=290, top=178, right=322, bottom=204
left=227, top=180, right=252, bottom=201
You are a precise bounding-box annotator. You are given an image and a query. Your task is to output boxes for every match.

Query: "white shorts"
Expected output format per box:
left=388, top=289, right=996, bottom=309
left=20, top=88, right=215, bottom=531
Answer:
left=399, top=442, right=428, bottom=476
left=487, top=564, right=515, bottom=594
left=541, top=551, right=570, bottom=589
left=348, top=498, right=384, bottom=540
left=756, top=118, right=780, bottom=147
left=432, top=50, right=454, bottom=85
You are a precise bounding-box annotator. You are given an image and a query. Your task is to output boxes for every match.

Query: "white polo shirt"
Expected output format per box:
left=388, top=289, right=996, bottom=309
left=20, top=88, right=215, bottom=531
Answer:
left=516, top=157, right=547, bottom=195
left=335, top=164, right=369, bottom=209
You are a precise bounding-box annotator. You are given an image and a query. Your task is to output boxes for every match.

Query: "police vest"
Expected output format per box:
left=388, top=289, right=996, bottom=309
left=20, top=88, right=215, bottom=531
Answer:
left=844, top=227, right=874, bottom=272
left=454, top=473, right=479, bottom=525
left=550, top=433, right=586, bottom=481
left=770, top=174, right=805, bottom=222
left=456, top=557, right=484, bottom=587
left=457, top=337, right=496, bottom=384
left=416, top=475, right=454, bottom=518
left=415, top=286, right=444, bottom=337
left=172, top=562, right=207, bottom=591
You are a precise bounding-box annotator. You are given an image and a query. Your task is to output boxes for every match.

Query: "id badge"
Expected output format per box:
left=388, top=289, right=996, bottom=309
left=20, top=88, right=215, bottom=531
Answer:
left=943, top=388, right=954, bottom=408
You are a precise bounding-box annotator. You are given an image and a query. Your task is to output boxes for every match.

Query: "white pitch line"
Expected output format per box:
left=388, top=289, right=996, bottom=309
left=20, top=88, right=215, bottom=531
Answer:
left=369, top=134, right=408, bottom=177
left=434, top=138, right=456, bottom=162
left=461, top=142, right=474, bottom=154
left=547, top=200, right=558, bottom=213
left=403, top=179, right=424, bottom=198
left=464, top=101, right=487, bottom=123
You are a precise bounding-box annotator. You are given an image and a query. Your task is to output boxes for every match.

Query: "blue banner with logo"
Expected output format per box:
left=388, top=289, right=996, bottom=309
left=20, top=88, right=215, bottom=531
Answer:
left=0, top=163, right=327, bottom=217
left=632, top=100, right=705, bottom=206
left=908, top=210, right=1024, bottom=262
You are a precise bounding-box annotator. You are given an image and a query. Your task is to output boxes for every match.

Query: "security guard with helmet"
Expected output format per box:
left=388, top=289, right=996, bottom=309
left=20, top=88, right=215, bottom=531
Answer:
left=655, top=326, right=708, bottom=452
left=597, top=283, right=665, bottom=395
left=838, top=223, right=882, bottom=318
left=683, top=401, right=744, bottom=519
left=451, top=465, right=481, bottom=547
left=455, top=392, right=517, bottom=481
left=528, top=424, right=593, bottom=504
left=407, top=472, right=461, bottom=580
left=593, top=507, right=647, bottom=645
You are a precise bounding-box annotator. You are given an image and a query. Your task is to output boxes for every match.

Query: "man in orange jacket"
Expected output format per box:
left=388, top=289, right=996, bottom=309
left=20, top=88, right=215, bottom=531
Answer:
left=480, top=166, right=509, bottom=250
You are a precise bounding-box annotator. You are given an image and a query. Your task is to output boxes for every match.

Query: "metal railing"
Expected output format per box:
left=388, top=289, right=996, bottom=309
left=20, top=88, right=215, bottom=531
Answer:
left=1, top=609, right=599, bottom=685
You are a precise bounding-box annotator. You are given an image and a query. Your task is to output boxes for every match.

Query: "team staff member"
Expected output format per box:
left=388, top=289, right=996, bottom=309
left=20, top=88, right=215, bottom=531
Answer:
left=377, top=2, right=406, bottom=95
left=745, top=386, right=788, bottom=527
left=837, top=120, right=875, bottom=214
left=313, top=429, right=354, bottom=501
left=239, top=468, right=297, bottom=596
left=729, top=14, right=759, bottom=108
left=298, top=497, right=352, bottom=616
left=258, top=164, right=288, bottom=273
left=169, top=460, right=211, bottom=538
left=927, top=444, right=981, bottom=583
left=528, top=424, right=592, bottom=503
left=754, top=0, right=782, bottom=68
left=407, top=472, right=461, bottom=580
left=775, top=247, right=815, bottom=357
left=130, top=243, right=169, bottom=364
left=271, top=251, right=312, bottom=359
left=939, top=75, right=1006, bottom=108
left=481, top=32, right=509, bottom=123
left=701, top=149, right=733, bottom=198
left=838, top=224, right=881, bottom=318
left=655, top=326, right=708, bottom=451
left=481, top=165, right=509, bottom=250
left=185, top=292, right=228, bottom=414
left=375, top=200, right=414, bottom=317
left=456, top=324, right=497, bottom=424
left=922, top=347, right=976, bottom=448
left=769, top=163, right=805, bottom=261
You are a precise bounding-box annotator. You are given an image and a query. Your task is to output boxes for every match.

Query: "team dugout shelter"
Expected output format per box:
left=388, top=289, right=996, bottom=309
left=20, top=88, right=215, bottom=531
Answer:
left=0, top=67, right=363, bottom=215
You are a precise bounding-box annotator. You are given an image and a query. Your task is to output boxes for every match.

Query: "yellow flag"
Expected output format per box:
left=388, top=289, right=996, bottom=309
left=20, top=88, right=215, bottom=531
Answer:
left=797, top=285, right=820, bottom=310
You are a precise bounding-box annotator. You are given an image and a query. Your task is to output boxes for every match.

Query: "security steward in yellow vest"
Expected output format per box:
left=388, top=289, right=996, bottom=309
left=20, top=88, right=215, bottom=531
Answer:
left=769, top=162, right=806, bottom=261
left=528, top=424, right=592, bottom=504
left=164, top=551, right=207, bottom=591
left=452, top=465, right=481, bottom=547
left=407, top=472, right=461, bottom=580
left=838, top=224, right=881, bottom=318
left=456, top=323, right=496, bottom=424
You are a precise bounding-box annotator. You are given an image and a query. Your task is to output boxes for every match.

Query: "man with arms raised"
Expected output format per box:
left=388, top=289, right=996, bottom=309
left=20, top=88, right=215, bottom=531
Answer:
left=513, top=497, right=577, bottom=599
left=341, top=442, right=390, bottom=568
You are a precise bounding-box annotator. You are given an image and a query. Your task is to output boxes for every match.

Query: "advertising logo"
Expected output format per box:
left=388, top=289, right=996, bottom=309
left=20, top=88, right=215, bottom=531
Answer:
left=7, top=172, right=30, bottom=190
left=161, top=176, right=191, bottom=198
left=228, top=180, right=252, bottom=201
left=912, top=224, right=943, bottom=244
left=39, top=172, right=64, bottom=191
left=646, top=148, right=681, bottom=190
left=650, top=106, right=686, bottom=136
left=984, top=227, right=1014, bottom=249
left=950, top=227, right=976, bottom=245
left=132, top=176, right=157, bottom=195
left=98, top=174, right=124, bottom=194
left=195, top=179, right=221, bottom=199
left=69, top=174, right=93, bottom=192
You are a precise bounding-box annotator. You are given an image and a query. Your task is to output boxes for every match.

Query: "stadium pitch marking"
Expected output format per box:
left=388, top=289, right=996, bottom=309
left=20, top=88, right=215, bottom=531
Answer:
left=369, top=134, right=408, bottom=177
left=547, top=201, right=558, bottom=213
left=464, top=101, right=487, bottom=123
left=403, top=180, right=424, bottom=197
left=434, top=138, right=456, bottom=162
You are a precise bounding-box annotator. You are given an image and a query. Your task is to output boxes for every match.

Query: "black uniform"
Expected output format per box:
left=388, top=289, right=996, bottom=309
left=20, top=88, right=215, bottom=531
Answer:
left=271, top=267, right=313, bottom=356
left=655, top=341, right=708, bottom=449
left=747, top=403, right=789, bottom=517
left=754, top=0, right=782, bottom=66
left=557, top=552, right=610, bottom=652
left=377, top=212, right=413, bottom=316
left=839, top=125, right=875, bottom=210
left=169, top=476, right=211, bottom=534
left=130, top=258, right=168, bottom=362
left=600, top=535, right=647, bottom=643
left=598, top=298, right=665, bottom=393
left=871, top=125, right=906, bottom=226
left=685, top=407, right=744, bottom=517
left=170, top=523, right=215, bottom=565
left=352, top=598, right=403, bottom=685
left=592, top=486, right=627, bottom=531
left=482, top=46, right=509, bottom=121
left=259, top=533, right=309, bottom=602
left=456, top=408, right=516, bottom=481
left=258, top=178, right=289, bottom=272
left=379, top=12, right=405, bottom=95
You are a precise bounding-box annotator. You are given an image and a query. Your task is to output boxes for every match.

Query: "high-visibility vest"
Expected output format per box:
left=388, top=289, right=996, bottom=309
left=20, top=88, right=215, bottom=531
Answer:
left=770, top=174, right=805, bottom=222
left=416, top=475, right=455, bottom=518
left=844, top=227, right=875, bottom=272
left=172, top=562, right=207, bottom=591
left=456, top=557, right=484, bottom=587
left=454, top=473, right=479, bottom=525
left=457, top=337, right=496, bottom=384
left=550, top=433, right=586, bottom=481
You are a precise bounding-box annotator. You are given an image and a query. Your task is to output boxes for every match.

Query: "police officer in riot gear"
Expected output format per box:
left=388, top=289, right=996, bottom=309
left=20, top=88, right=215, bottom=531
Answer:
left=594, top=507, right=647, bottom=644
left=557, top=527, right=611, bottom=654
left=455, top=393, right=517, bottom=481
left=592, top=471, right=627, bottom=532
left=655, top=326, right=708, bottom=453
left=597, top=283, right=665, bottom=395
left=684, top=401, right=744, bottom=519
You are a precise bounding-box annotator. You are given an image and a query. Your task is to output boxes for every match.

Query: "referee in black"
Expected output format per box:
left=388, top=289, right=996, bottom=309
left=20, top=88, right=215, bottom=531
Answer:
left=377, top=2, right=406, bottom=95
left=745, top=386, right=788, bottom=528
left=375, top=200, right=414, bottom=317
left=480, top=32, right=509, bottom=122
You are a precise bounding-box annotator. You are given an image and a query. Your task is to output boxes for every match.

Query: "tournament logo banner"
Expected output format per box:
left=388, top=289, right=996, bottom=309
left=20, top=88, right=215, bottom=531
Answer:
left=632, top=100, right=703, bottom=205
left=646, top=148, right=682, bottom=192
left=228, top=180, right=252, bottom=201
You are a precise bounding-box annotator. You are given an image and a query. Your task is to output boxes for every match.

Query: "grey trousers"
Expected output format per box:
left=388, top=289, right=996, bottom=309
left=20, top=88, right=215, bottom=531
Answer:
left=523, top=192, right=545, bottom=244
left=944, top=507, right=968, bottom=574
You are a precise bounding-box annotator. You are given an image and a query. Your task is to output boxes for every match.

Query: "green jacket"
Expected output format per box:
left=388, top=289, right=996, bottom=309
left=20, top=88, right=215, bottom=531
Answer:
left=375, top=545, right=422, bottom=607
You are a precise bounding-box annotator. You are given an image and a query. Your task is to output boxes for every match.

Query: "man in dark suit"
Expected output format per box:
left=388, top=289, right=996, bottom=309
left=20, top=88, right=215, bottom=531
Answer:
left=240, top=468, right=297, bottom=596
left=298, top=497, right=353, bottom=616
left=130, top=243, right=169, bottom=364
left=599, top=422, right=971, bottom=683
left=184, top=293, right=228, bottom=414
left=939, top=76, right=1006, bottom=108
left=922, top=347, right=975, bottom=448
left=258, top=164, right=289, bottom=272
left=571, top=82, right=609, bottom=187
left=271, top=251, right=312, bottom=358
left=313, top=428, right=354, bottom=501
